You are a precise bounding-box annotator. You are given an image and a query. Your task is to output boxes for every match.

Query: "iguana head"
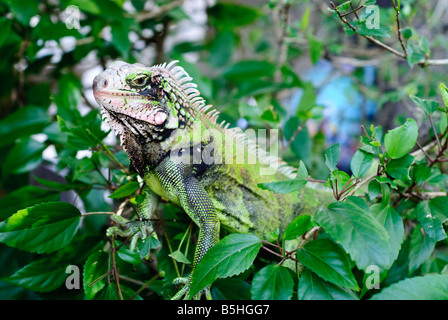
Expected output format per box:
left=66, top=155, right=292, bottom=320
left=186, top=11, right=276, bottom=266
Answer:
left=93, top=61, right=194, bottom=142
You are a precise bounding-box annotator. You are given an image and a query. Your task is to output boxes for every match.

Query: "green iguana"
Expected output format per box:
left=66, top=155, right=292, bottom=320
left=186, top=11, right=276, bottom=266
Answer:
left=92, top=60, right=333, bottom=299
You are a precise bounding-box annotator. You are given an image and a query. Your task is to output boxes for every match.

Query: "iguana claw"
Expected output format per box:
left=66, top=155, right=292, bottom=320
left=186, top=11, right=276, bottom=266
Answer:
left=106, top=214, right=156, bottom=250
left=171, top=276, right=212, bottom=300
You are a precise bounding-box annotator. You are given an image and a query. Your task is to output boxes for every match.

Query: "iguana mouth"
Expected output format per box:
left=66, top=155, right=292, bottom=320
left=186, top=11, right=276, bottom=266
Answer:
left=93, top=90, right=167, bottom=126
left=93, top=89, right=143, bottom=98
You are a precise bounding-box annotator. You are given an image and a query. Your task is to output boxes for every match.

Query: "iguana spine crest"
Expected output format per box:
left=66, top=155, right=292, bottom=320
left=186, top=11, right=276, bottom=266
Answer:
left=151, top=60, right=297, bottom=179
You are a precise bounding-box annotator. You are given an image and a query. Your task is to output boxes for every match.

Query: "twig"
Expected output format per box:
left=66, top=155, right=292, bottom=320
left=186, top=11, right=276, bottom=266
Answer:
left=415, top=141, right=434, bottom=163
left=346, top=3, right=362, bottom=19
left=340, top=171, right=380, bottom=201
left=283, top=121, right=306, bottom=155
left=361, top=125, right=372, bottom=139
left=411, top=140, right=437, bottom=157
left=299, top=227, right=321, bottom=248
left=260, top=244, right=283, bottom=259
left=128, top=273, right=160, bottom=300
left=307, top=178, right=327, bottom=183
left=392, top=0, right=408, bottom=56
left=82, top=211, right=115, bottom=216
left=110, top=236, right=124, bottom=300
left=403, top=191, right=447, bottom=200
left=130, top=0, right=184, bottom=22
left=89, top=270, right=113, bottom=287
left=275, top=2, right=291, bottom=81
left=428, top=114, right=442, bottom=152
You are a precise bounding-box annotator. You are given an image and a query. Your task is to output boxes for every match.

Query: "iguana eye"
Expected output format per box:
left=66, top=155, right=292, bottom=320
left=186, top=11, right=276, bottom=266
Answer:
left=131, top=74, right=148, bottom=87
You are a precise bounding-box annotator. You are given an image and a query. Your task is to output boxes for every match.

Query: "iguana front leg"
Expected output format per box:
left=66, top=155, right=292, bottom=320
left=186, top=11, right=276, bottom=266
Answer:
left=154, top=157, right=220, bottom=300
left=107, top=185, right=159, bottom=250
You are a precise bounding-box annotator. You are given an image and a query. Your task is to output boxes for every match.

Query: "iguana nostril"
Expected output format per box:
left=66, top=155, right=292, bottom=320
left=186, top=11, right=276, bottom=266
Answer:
left=102, top=79, right=109, bottom=88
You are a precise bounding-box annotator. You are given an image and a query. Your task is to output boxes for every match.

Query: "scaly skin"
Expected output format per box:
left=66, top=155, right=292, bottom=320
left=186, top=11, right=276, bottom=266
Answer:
left=93, top=60, right=333, bottom=299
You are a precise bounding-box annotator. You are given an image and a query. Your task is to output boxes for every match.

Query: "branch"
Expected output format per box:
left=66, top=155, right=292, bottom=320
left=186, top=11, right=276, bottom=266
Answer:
left=330, top=2, right=448, bottom=67
left=282, top=121, right=306, bottom=155
left=392, top=0, right=407, bottom=56
left=130, top=0, right=184, bottom=22
left=339, top=172, right=378, bottom=201
left=275, top=2, right=291, bottom=81
left=330, top=2, right=405, bottom=58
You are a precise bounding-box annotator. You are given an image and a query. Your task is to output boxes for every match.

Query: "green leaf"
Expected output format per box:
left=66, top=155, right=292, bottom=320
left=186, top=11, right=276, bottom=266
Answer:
left=357, top=25, right=390, bottom=38
left=301, top=5, right=311, bottom=30
left=370, top=274, right=448, bottom=300
left=296, top=82, right=317, bottom=115
left=384, top=118, right=418, bottom=159
left=55, top=74, right=83, bottom=122
left=84, top=250, right=109, bottom=300
left=0, top=202, right=81, bottom=254
left=284, top=117, right=312, bottom=166
left=211, top=278, right=251, bottom=300
left=298, top=269, right=358, bottom=300
left=401, top=27, right=413, bottom=39
left=307, top=33, right=323, bottom=65
left=371, top=204, right=404, bottom=266
left=314, top=197, right=391, bottom=271
left=420, top=36, right=430, bottom=55
left=439, top=83, right=448, bottom=107
left=406, top=42, right=426, bottom=68
left=0, top=186, right=59, bottom=220
left=117, top=245, right=142, bottom=265
left=297, top=239, right=358, bottom=291
left=0, top=18, right=12, bottom=48
left=234, top=79, right=289, bottom=99
left=350, top=149, right=374, bottom=178
left=59, top=111, right=108, bottom=151
left=222, top=60, right=275, bottom=82
left=95, top=283, right=142, bottom=300
left=259, top=157, right=309, bottom=194
left=168, top=250, right=191, bottom=265
left=410, top=95, right=439, bottom=115
left=209, top=30, right=235, bottom=67
left=109, top=181, right=140, bottom=199
left=34, top=176, right=83, bottom=192
left=208, top=3, right=260, bottom=28
left=428, top=196, right=448, bottom=223
left=190, top=233, right=261, bottom=298
left=385, top=154, right=415, bottom=180
left=250, top=264, right=294, bottom=300
left=2, top=138, right=46, bottom=177
left=7, top=0, right=40, bottom=24
left=416, top=201, right=447, bottom=242
left=260, top=106, right=279, bottom=123
left=408, top=224, right=436, bottom=274
left=111, top=21, right=131, bottom=58
left=258, top=178, right=307, bottom=194
left=0, top=106, right=50, bottom=147
left=3, top=257, right=69, bottom=292
left=368, top=179, right=381, bottom=200
left=284, top=214, right=312, bottom=240
left=325, top=143, right=340, bottom=171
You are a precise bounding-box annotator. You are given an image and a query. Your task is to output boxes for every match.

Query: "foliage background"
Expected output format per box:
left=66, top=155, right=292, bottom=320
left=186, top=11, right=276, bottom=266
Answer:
left=0, top=0, right=448, bottom=300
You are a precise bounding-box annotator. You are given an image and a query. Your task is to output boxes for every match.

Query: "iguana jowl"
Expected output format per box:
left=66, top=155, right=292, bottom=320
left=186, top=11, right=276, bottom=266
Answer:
left=92, top=60, right=332, bottom=299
